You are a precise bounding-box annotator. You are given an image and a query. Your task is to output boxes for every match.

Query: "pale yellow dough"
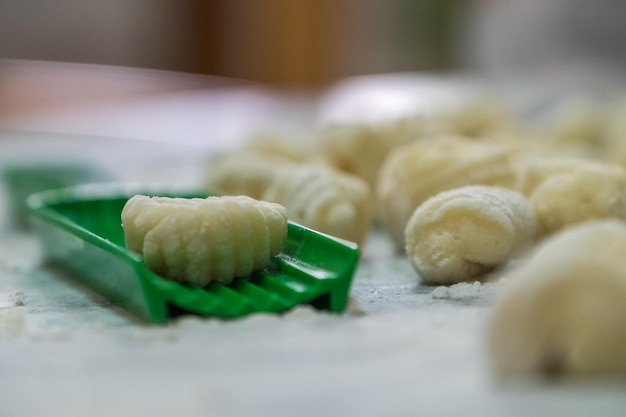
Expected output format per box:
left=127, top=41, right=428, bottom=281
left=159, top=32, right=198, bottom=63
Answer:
left=542, top=99, right=607, bottom=158
left=262, top=165, right=372, bottom=245
left=377, top=137, right=518, bottom=250
left=488, top=220, right=626, bottom=379
left=517, top=156, right=612, bottom=196
left=319, top=124, right=390, bottom=191
left=122, top=195, right=288, bottom=285
left=431, top=99, right=518, bottom=139
left=203, top=135, right=320, bottom=199
left=529, top=163, right=626, bottom=236
left=203, top=151, right=290, bottom=200
left=405, top=185, right=536, bottom=285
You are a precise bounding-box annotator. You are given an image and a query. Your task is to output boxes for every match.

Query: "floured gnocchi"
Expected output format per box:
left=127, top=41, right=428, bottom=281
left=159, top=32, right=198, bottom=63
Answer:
left=405, top=185, right=536, bottom=285
left=604, top=97, right=626, bottom=166
left=377, top=136, right=519, bottom=250
left=203, top=135, right=321, bottom=199
left=319, top=124, right=390, bottom=190
left=203, top=151, right=290, bottom=199
left=517, top=156, right=612, bottom=196
left=488, top=220, right=626, bottom=379
left=262, top=165, right=372, bottom=245
left=542, top=99, right=607, bottom=158
left=245, top=134, right=321, bottom=163
left=529, top=163, right=626, bottom=236
left=376, top=98, right=518, bottom=145
left=432, top=99, right=519, bottom=139
left=122, top=195, right=288, bottom=285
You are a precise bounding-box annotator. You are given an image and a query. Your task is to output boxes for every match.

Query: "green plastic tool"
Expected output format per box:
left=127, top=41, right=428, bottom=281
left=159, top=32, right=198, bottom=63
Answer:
left=3, top=162, right=113, bottom=229
left=26, top=183, right=360, bottom=323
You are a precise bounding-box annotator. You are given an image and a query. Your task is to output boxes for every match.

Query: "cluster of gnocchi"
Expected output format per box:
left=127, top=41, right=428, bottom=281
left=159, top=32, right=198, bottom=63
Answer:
left=375, top=95, right=626, bottom=379
left=377, top=136, right=519, bottom=249
left=204, top=135, right=373, bottom=245
left=202, top=96, right=626, bottom=263
left=123, top=91, right=626, bottom=379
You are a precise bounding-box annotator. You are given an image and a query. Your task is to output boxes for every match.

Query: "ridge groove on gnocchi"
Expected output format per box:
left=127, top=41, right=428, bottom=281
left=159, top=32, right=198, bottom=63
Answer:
left=262, top=165, right=372, bottom=245
left=122, top=194, right=289, bottom=286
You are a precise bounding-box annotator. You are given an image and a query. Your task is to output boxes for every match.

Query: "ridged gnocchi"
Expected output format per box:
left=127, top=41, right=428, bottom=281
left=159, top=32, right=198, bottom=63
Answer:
left=203, top=135, right=321, bottom=200
left=319, top=124, right=391, bottom=190
left=488, top=220, right=626, bottom=379
left=245, top=135, right=321, bottom=163
left=377, top=136, right=519, bottom=250
left=377, top=99, right=518, bottom=145
left=262, top=165, right=372, bottom=245
left=122, top=195, right=288, bottom=285
left=432, top=99, right=518, bottom=139
left=529, top=163, right=626, bottom=236
left=517, top=156, right=609, bottom=196
left=405, top=185, right=537, bottom=285
left=203, top=151, right=290, bottom=200
left=542, top=99, right=607, bottom=158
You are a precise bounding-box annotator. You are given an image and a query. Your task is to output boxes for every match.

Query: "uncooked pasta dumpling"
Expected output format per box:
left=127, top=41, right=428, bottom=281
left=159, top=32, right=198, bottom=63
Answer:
left=604, top=96, right=626, bottom=166
left=262, top=165, right=372, bottom=245
left=488, top=220, right=626, bottom=379
left=405, top=185, right=537, bottom=285
left=203, top=135, right=319, bottom=199
left=245, top=134, right=321, bottom=163
left=377, top=136, right=518, bottom=250
left=432, top=98, right=518, bottom=139
left=319, top=124, right=390, bottom=190
left=529, top=163, right=626, bottom=236
left=122, top=195, right=288, bottom=286
left=517, top=156, right=610, bottom=196
left=542, top=99, right=607, bottom=158
left=203, top=151, right=289, bottom=199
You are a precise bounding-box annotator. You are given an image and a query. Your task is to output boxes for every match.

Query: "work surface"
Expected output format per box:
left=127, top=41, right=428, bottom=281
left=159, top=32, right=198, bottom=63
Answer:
left=1, top=69, right=626, bottom=417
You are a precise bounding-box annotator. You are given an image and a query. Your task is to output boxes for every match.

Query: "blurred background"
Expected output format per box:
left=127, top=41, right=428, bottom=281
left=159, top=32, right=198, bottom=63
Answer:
left=2, top=0, right=625, bottom=87
left=0, top=0, right=461, bottom=88
left=1, top=0, right=625, bottom=135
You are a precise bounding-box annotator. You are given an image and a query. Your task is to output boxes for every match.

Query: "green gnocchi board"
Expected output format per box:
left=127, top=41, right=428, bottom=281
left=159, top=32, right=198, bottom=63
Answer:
left=3, top=161, right=113, bottom=229
left=26, top=183, right=360, bottom=323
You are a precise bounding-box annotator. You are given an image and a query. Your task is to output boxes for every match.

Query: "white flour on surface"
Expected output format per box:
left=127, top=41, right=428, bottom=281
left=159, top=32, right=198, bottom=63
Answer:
left=3, top=131, right=626, bottom=417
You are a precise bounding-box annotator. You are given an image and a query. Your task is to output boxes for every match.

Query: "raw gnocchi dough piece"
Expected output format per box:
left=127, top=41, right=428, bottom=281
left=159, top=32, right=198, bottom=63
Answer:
left=604, top=96, right=626, bottom=166
left=488, top=220, right=626, bottom=379
left=204, top=136, right=322, bottom=199
left=405, top=185, right=537, bottom=285
left=376, top=115, right=436, bottom=148
left=245, top=134, right=321, bottom=163
left=432, top=99, right=519, bottom=139
left=517, top=156, right=612, bottom=196
left=377, top=136, right=519, bottom=250
left=203, top=151, right=290, bottom=199
left=376, top=99, right=518, bottom=149
left=122, top=195, right=288, bottom=286
left=319, top=124, right=390, bottom=190
left=542, top=99, right=607, bottom=158
left=529, top=164, right=626, bottom=236
left=262, top=165, right=372, bottom=245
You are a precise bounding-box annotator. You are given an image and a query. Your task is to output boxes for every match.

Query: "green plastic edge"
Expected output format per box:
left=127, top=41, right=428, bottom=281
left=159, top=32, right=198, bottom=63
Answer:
left=26, top=184, right=360, bottom=323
